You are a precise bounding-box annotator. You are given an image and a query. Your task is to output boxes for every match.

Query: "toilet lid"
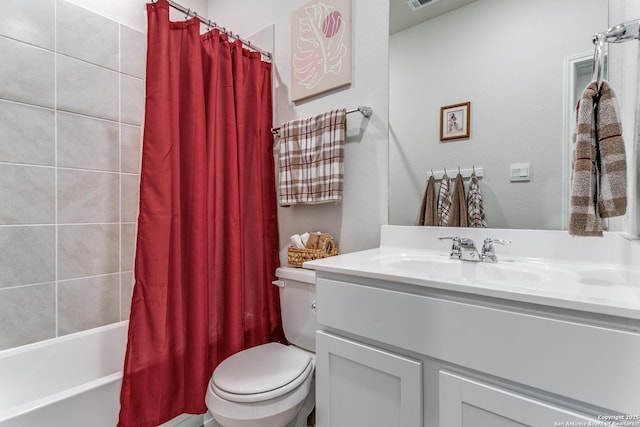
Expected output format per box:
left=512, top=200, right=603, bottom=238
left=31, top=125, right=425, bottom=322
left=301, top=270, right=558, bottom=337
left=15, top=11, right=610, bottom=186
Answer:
left=212, top=342, right=311, bottom=396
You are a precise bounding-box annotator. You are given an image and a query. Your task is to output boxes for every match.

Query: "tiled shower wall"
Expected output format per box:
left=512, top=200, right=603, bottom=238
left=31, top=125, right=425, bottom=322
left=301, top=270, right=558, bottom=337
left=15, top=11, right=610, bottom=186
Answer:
left=0, top=0, right=145, bottom=351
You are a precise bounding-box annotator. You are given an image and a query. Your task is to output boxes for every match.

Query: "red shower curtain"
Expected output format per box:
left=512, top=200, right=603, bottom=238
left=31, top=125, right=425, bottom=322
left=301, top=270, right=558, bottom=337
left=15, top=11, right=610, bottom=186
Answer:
left=118, top=1, right=284, bottom=425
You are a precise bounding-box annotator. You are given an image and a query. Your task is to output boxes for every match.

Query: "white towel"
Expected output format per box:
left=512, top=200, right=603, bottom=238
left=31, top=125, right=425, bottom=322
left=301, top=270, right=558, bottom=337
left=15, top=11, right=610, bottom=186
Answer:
left=289, top=234, right=305, bottom=249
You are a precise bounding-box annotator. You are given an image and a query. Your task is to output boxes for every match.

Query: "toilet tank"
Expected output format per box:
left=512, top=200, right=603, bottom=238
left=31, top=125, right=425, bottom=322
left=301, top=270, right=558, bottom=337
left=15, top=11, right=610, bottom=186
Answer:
left=274, top=267, right=317, bottom=352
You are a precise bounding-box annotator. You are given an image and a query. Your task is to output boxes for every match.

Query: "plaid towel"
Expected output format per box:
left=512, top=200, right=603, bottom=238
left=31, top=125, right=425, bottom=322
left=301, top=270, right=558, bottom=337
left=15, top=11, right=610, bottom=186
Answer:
left=596, top=81, right=627, bottom=218
left=437, top=173, right=451, bottom=226
left=467, top=172, right=486, bottom=227
left=278, top=109, right=346, bottom=206
left=569, top=81, right=603, bottom=236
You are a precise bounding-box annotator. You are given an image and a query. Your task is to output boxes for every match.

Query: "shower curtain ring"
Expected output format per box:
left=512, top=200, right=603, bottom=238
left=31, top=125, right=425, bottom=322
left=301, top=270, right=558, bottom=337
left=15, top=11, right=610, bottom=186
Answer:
left=184, top=8, right=190, bottom=20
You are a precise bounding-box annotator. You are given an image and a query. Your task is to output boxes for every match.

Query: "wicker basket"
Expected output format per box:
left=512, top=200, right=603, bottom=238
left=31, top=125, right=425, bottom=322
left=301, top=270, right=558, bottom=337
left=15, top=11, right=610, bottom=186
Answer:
left=287, top=233, right=339, bottom=267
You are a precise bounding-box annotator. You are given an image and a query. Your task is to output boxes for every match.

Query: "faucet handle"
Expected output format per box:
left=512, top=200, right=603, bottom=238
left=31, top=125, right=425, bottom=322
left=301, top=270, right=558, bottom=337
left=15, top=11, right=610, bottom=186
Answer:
left=483, top=238, right=511, bottom=246
left=438, top=236, right=460, bottom=242
left=481, top=238, right=512, bottom=262
left=438, top=237, right=462, bottom=259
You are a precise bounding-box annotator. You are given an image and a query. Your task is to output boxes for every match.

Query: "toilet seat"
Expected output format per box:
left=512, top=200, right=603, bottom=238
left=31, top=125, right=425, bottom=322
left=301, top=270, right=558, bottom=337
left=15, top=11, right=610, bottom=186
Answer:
left=212, top=342, right=312, bottom=403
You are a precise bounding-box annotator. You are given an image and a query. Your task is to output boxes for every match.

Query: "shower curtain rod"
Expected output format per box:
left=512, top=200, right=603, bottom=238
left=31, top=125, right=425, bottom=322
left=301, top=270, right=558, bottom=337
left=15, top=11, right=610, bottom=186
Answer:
left=155, top=0, right=272, bottom=61
left=270, top=106, right=373, bottom=135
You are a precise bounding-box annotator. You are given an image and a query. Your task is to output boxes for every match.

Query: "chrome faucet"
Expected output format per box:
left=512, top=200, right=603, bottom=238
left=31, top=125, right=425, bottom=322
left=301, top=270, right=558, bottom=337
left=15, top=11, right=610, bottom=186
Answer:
left=438, top=237, right=462, bottom=259
left=480, top=238, right=511, bottom=263
left=439, top=237, right=481, bottom=261
left=439, top=237, right=512, bottom=263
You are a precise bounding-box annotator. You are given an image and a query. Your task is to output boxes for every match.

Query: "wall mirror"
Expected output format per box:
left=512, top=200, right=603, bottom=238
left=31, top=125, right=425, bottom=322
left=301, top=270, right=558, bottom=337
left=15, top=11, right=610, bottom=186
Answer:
left=388, top=0, right=608, bottom=229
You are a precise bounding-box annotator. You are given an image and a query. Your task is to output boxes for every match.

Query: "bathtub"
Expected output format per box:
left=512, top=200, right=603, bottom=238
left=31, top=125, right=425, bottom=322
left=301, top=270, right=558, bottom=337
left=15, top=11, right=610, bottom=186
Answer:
left=0, top=321, right=128, bottom=427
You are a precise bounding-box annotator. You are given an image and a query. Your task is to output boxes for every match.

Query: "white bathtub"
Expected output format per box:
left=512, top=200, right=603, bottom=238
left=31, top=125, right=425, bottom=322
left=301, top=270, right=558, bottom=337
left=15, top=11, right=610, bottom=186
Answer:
left=0, top=321, right=128, bottom=427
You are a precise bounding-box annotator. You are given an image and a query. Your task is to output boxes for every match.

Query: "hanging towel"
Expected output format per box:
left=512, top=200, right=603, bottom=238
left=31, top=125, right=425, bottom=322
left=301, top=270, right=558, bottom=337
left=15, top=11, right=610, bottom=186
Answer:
left=569, top=81, right=602, bottom=236
left=418, top=175, right=437, bottom=226
left=278, top=109, right=347, bottom=206
left=595, top=81, right=627, bottom=218
left=437, top=172, right=451, bottom=226
left=569, top=81, right=627, bottom=236
left=448, top=173, right=468, bottom=227
left=467, top=172, right=487, bottom=227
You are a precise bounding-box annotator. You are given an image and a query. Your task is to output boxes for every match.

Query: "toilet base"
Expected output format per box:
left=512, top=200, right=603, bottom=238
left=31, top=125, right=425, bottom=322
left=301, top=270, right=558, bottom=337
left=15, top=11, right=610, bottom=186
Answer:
left=285, top=377, right=315, bottom=427
left=207, top=374, right=315, bottom=427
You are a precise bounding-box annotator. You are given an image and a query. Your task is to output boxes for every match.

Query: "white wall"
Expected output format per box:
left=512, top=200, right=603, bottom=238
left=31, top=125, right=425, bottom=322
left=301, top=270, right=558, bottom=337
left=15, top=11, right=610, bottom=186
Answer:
left=209, top=0, right=390, bottom=257
left=389, top=0, right=606, bottom=230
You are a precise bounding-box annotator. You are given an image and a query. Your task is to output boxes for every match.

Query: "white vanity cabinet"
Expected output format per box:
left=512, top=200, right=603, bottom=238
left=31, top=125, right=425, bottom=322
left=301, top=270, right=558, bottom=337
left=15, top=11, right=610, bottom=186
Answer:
left=439, top=371, right=600, bottom=426
left=315, top=331, right=422, bottom=427
left=314, top=274, right=640, bottom=427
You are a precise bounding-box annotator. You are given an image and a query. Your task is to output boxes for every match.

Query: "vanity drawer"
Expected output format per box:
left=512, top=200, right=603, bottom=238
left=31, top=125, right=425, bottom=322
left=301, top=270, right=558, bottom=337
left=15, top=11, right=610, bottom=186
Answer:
left=316, top=277, right=640, bottom=414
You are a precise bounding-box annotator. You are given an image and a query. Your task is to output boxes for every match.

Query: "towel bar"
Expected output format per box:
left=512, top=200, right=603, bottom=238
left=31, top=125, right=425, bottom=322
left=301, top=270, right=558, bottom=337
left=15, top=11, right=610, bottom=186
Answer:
left=271, top=106, right=372, bottom=136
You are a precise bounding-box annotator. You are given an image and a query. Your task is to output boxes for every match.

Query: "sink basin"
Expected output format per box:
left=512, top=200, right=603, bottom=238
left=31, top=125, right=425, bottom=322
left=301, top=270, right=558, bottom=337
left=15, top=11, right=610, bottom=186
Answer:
left=375, top=253, right=548, bottom=285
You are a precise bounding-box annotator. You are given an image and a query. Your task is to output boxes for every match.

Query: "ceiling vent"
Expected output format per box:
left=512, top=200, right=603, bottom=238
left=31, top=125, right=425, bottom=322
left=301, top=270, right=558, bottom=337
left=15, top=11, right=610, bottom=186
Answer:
left=406, top=0, right=440, bottom=11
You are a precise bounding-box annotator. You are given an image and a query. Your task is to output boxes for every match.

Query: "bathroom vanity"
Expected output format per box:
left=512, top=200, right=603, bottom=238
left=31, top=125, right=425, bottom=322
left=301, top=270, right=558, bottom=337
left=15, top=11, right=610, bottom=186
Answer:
left=305, top=226, right=640, bottom=427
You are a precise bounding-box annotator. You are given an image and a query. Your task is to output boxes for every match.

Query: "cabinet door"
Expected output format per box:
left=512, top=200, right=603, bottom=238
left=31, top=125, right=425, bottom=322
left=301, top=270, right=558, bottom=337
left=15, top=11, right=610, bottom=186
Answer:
left=316, top=331, right=422, bottom=427
left=439, top=371, right=600, bottom=427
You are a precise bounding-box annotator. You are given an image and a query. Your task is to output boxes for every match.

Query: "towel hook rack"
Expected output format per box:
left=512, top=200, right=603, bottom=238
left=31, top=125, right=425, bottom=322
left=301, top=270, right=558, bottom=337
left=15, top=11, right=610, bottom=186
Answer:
left=426, top=167, right=484, bottom=182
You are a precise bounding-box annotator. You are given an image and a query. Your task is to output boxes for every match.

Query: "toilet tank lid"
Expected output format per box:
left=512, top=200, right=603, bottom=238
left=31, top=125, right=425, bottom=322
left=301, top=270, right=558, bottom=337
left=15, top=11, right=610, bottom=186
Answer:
left=275, top=266, right=315, bottom=284
left=213, top=343, right=311, bottom=395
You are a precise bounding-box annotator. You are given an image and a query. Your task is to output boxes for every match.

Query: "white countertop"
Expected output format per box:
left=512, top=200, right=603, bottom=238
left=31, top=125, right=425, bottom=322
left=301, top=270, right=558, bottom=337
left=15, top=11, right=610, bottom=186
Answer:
left=304, top=226, right=640, bottom=320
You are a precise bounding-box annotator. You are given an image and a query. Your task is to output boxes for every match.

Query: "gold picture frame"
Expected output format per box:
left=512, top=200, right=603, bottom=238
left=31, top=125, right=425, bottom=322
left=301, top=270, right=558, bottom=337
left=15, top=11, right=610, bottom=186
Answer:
left=440, top=102, right=470, bottom=141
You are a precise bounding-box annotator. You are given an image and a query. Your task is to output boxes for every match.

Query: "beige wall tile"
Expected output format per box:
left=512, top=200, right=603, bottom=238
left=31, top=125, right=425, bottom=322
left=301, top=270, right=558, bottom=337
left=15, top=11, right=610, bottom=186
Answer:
left=0, top=164, right=55, bottom=225
left=0, top=226, right=55, bottom=288
left=56, top=0, right=119, bottom=70
left=58, top=112, right=119, bottom=172
left=58, top=224, right=119, bottom=280
left=57, top=170, right=119, bottom=223
left=0, top=100, right=55, bottom=166
left=58, top=274, right=120, bottom=335
left=0, top=37, right=54, bottom=108
left=57, top=55, right=119, bottom=121
left=0, top=283, right=55, bottom=350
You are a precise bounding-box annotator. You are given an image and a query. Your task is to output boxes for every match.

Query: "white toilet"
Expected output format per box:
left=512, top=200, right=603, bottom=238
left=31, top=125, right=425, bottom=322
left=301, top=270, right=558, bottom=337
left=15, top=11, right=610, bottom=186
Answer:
left=205, top=267, right=317, bottom=427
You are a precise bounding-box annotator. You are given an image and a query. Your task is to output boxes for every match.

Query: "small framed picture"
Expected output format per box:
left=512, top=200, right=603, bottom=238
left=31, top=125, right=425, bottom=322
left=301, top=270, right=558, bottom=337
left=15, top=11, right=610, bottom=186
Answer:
left=440, top=102, right=470, bottom=141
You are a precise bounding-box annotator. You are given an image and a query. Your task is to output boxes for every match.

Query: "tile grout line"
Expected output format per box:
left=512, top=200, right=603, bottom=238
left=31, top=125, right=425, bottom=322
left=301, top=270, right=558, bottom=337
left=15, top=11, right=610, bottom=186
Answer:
left=54, top=0, right=59, bottom=340
left=119, top=22, right=123, bottom=322
left=0, top=34, right=143, bottom=79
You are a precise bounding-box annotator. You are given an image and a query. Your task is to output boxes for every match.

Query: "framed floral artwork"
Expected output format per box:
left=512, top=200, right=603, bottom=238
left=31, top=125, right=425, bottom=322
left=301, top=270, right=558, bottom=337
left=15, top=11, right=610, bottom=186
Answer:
left=291, top=0, right=352, bottom=102
left=440, top=102, right=470, bottom=141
